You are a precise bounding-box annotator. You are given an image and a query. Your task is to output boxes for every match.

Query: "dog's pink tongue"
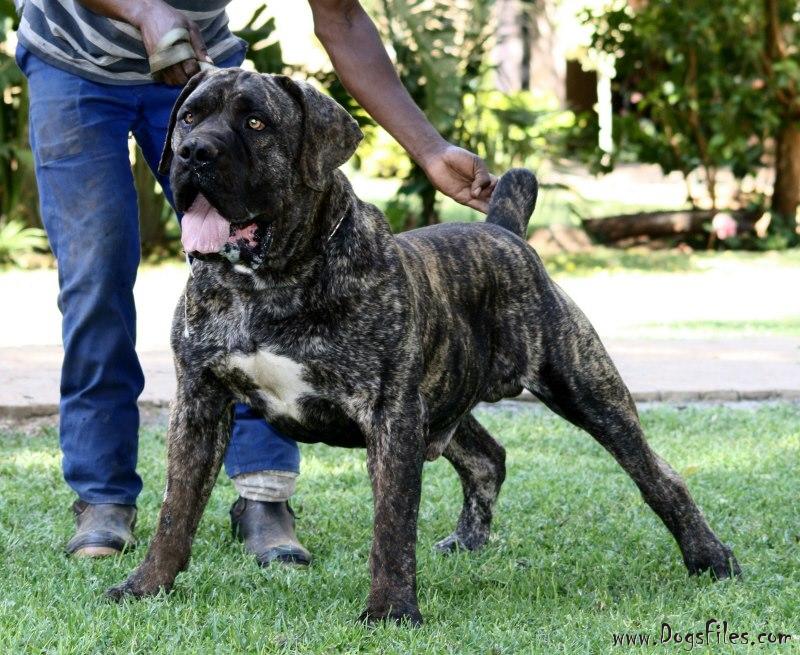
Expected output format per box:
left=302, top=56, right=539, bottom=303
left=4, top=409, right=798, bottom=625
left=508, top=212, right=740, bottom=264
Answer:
left=181, top=194, right=230, bottom=254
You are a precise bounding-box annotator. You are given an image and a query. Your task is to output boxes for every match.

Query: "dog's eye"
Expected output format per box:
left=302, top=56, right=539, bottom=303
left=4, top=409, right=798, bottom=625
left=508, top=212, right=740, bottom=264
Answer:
left=247, top=117, right=266, bottom=131
left=182, top=112, right=194, bottom=125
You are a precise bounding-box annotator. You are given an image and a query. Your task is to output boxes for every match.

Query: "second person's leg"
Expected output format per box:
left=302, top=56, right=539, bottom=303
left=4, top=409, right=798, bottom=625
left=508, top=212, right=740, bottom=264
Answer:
left=19, top=46, right=142, bottom=554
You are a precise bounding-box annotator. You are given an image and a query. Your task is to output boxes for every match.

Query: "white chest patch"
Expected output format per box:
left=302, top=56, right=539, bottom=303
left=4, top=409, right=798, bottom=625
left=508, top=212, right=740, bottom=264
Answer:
left=227, top=349, right=313, bottom=420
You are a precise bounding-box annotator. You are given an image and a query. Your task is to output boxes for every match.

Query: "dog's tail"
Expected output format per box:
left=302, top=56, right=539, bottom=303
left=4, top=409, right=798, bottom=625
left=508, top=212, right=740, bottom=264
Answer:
left=485, top=168, right=538, bottom=239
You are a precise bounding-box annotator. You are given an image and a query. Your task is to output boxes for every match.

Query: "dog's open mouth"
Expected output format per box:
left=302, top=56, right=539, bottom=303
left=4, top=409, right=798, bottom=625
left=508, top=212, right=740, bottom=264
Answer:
left=181, top=193, right=272, bottom=265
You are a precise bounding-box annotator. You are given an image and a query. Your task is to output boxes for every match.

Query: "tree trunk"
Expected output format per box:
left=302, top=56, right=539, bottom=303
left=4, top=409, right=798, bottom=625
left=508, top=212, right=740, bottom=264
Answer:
left=582, top=209, right=759, bottom=243
left=421, top=186, right=438, bottom=226
left=772, top=121, right=800, bottom=220
left=519, top=7, right=531, bottom=90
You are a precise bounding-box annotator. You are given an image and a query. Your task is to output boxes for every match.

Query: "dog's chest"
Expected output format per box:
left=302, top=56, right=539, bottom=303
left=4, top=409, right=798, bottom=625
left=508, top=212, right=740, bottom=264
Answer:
left=223, top=348, right=314, bottom=420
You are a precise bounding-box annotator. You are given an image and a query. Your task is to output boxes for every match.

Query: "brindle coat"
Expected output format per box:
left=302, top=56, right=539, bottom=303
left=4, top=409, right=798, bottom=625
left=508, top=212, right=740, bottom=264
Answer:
left=107, top=68, right=740, bottom=624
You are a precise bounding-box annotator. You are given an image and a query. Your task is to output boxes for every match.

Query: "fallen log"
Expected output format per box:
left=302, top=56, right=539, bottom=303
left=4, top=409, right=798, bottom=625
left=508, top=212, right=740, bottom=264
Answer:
left=581, top=209, right=761, bottom=243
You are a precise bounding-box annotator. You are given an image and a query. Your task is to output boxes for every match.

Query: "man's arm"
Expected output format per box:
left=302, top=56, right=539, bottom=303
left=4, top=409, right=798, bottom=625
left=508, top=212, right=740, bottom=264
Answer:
left=77, top=0, right=211, bottom=85
left=308, top=0, right=496, bottom=212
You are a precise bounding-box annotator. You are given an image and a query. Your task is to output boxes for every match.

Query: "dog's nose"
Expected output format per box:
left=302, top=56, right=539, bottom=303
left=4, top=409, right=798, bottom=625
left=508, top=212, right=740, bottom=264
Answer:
left=178, top=139, right=219, bottom=166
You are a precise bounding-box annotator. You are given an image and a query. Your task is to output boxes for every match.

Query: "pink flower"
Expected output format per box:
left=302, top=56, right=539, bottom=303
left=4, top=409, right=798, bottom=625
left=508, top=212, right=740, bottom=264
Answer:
left=712, top=212, right=738, bottom=240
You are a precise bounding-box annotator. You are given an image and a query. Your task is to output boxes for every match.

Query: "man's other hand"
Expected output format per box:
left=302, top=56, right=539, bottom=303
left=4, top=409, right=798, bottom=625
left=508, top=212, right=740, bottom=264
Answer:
left=420, top=144, right=497, bottom=214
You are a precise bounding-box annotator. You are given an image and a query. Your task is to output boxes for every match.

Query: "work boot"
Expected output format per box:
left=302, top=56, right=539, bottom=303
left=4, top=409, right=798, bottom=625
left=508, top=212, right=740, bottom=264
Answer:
left=65, top=500, right=137, bottom=557
left=230, top=497, right=311, bottom=567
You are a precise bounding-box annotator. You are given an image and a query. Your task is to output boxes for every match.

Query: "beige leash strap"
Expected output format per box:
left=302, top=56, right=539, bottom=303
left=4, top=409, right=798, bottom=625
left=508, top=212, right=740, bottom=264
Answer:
left=149, top=28, right=216, bottom=79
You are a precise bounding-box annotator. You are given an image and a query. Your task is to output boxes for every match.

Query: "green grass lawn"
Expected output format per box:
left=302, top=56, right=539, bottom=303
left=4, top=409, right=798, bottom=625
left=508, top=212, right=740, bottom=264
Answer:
left=540, top=246, right=800, bottom=277
left=1, top=404, right=798, bottom=654
left=635, top=318, right=800, bottom=339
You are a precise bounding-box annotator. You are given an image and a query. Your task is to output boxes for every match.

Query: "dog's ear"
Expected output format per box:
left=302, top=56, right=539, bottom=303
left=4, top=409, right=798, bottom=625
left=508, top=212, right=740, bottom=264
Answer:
left=274, top=76, right=363, bottom=191
left=158, top=70, right=211, bottom=176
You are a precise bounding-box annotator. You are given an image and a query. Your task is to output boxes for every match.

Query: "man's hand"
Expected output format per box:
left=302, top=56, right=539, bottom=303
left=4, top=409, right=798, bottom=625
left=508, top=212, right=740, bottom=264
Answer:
left=78, top=0, right=210, bottom=85
left=420, top=144, right=497, bottom=214
left=132, top=2, right=210, bottom=85
left=309, top=1, right=497, bottom=212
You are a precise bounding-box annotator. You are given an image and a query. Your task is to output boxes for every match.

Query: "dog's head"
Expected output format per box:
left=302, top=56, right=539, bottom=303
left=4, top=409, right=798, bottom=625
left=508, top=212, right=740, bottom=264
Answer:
left=160, top=68, right=363, bottom=269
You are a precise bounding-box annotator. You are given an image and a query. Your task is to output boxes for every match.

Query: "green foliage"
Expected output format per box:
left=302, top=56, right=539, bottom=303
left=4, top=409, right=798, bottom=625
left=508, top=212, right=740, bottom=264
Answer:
left=459, top=89, right=574, bottom=172
left=0, top=219, right=46, bottom=265
left=0, top=5, right=40, bottom=232
left=374, top=0, right=494, bottom=227
left=373, top=0, right=573, bottom=229
left=575, top=0, right=800, bottom=249
left=580, top=1, right=773, bottom=207
left=764, top=0, right=800, bottom=110
left=234, top=4, right=285, bottom=75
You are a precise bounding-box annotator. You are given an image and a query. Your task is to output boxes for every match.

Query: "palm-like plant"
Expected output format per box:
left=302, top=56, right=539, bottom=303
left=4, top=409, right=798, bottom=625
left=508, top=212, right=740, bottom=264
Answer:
left=0, top=1, right=40, bottom=233
left=0, top=219, right=46, bottom=265
left=378, top=0, right=495, bottom=226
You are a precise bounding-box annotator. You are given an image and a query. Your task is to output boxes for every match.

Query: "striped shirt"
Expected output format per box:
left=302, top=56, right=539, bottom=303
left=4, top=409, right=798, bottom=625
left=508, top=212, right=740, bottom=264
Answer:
left=15, top=0, right=245, bottom=85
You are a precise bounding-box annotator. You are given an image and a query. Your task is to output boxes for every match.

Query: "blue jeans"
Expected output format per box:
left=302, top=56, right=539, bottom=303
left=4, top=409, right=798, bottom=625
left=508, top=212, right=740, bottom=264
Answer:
left=17, top=45, right=300, bottom=505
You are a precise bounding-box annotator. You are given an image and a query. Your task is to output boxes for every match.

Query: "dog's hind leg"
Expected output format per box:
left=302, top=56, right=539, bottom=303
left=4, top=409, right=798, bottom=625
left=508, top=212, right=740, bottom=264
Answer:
left=523, top=295, right=740, bottom=579
left=435, top=414, right=506, bottom=553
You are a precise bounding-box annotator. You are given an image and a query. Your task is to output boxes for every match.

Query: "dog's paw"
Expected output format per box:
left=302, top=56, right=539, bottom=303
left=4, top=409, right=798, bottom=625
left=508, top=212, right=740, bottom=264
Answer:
left=105, top=572, right=172, bottom=602
left=686, top=543, right=742, bottom=581
left=105, top=581, right=145, bottom=602
left=358, top=604, right=423, bottom=628
left=434, top=531, right=487, bottom=554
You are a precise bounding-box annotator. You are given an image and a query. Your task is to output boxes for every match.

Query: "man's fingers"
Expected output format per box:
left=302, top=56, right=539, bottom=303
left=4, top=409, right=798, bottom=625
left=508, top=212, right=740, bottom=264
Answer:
left=160, top=67, right=176, bottom=85
left=467, top=199, right=489, bottom=214
left=470, top=161, right=494, bottom=197
left=484, top=174, right=498, bottom=196
left=472, top=176, right=497, bottom=205
left=164, top=64, right=188, bottom=86
left=187, top=23, right=211, bottom=64
left=467, top=168, right=496, bottom=212
left=465, top=197, right=490, bottom=214
left=181, top=57, right=200, bottom=79
left=471, top=171, right=490, bottom=196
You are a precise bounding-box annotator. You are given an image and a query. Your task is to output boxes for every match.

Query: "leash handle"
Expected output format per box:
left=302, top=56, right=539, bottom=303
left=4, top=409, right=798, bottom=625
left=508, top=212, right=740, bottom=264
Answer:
left=149, top=28, right=218, bottom=80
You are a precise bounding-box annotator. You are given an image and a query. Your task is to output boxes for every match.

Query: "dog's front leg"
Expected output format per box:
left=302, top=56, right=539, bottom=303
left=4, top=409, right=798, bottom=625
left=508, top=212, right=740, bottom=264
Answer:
left=107, top=371, right=233, bottom=600
left=358, top=403, right=426, bottom=626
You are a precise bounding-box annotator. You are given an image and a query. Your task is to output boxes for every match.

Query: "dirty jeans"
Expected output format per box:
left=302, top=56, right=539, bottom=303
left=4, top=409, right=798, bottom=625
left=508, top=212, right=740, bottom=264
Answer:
left=17, top=44, right=300, bottom=505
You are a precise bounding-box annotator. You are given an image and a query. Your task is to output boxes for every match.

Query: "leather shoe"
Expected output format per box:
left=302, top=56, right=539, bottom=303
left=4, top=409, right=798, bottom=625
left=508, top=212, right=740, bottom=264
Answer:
left=230, top=497, right=311, bottom=567
left=65, top=500, right=136, bottom=557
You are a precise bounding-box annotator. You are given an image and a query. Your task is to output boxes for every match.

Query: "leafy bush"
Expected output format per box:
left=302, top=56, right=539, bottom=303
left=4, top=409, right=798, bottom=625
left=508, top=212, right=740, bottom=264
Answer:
left=580, top=1, right=770, bottom=204
left=368, top=0, right=574, bottom=229
left=459, top=89, right=574, bottom=172
left=0, top=219, right=46, bottom=265
left=234, top=4, right=285, bottom=75
left=576, top=0, right=800, bottom=248
left=0, top=2, right=40, bottom=233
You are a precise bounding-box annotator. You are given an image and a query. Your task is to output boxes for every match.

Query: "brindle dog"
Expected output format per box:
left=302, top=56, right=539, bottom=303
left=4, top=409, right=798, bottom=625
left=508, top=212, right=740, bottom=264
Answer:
left=107, top=68, right=740, bottom=624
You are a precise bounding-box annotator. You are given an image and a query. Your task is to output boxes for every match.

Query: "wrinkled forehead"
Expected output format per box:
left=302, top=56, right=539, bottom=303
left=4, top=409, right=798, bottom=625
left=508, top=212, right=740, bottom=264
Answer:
left=184, top=69, right=298, bottom=120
